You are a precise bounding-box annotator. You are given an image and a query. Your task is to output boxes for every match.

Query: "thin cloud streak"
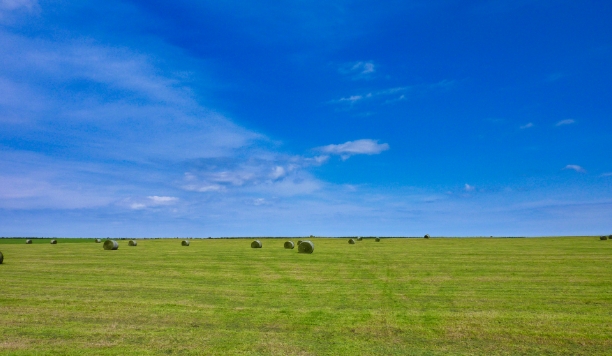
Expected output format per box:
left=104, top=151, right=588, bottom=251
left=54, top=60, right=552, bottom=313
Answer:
left=339, top=61, right=376, bottom=79
left=317, top=139, right=390, bottom=160
left=556, top=119, right=575, bottom=126
left=330, top=80, right=453, bottom=106
left=563, top=165, right=586, bottom=173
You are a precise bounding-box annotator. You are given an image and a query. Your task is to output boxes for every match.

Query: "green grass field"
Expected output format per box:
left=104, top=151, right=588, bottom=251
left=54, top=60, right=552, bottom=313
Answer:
left=1, top=237, right=611, bottom=355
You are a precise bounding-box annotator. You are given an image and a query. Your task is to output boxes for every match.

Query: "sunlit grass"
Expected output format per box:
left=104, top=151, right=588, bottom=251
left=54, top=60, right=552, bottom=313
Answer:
left=1, top=237, right=611, bottom=355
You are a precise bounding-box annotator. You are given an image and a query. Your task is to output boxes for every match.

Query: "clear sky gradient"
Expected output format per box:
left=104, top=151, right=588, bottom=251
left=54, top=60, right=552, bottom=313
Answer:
left=1, top=0, right=611, bottom=237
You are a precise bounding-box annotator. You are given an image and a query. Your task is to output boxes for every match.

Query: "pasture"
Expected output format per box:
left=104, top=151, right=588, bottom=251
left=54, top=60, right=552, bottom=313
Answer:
left=0, top=237, right=611, bottom=355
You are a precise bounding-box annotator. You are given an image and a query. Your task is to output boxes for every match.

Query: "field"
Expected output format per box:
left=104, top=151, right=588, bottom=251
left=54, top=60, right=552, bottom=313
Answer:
left=1, top=237, right=611, bottom=355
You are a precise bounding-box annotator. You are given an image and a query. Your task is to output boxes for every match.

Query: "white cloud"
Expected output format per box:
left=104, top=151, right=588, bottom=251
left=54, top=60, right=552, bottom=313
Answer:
left=601, top=172, right=612, bottom=177
left=331, top=81, right=452, bottom=107
left=178, top=153, right=328, bottom=197
left=251, top=177, right=322, bottom=196
left=354, top=61, right=375, bottom=74
left=464, top=184, right=475, bottom=192
left=556, top=119, right=575, bottom=127
left=317, top=139, right=390, bottom=160
left=309, top=155, right=329, bottom=165
left=270, top=166, right=286, bottom=180
left=126, top=196, right=178, bottom=210
left=520, top=122, right=533, bottom=129
left=148, top=196, right=178, bottom=204
left=331, top=87, right=408, bottom=105
left=339, top=61, right=376, bottom=79
left=184, top=167, right=324, bottom=197
left=563, top=165, right=586, bottom=173
left=335, top=95, right=365, bottom=104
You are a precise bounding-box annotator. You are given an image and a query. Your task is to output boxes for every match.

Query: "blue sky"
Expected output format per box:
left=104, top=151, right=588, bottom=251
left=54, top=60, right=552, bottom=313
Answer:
left=1, top=0, right=611, bottom=237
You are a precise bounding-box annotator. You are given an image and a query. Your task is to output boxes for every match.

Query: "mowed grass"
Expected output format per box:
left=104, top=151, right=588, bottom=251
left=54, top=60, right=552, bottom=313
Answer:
left=0, top=237, right=611, bottom=355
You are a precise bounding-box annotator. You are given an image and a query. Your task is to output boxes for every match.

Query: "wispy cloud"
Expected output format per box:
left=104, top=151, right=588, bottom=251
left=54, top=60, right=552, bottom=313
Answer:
left=317, top=139, right=389, bottom=160
left=464, top=184, right=475, bottom=192
left=556, top=119, right=575, bottom=127
left=0, top=31, right=262, bottom=162
left=0, top=1, right=39, bottom=29
left=148, top=196, right=178, bottom=204
left=600, top=172, right=612, bottom=177
left=251, top=198, right=267, bottom=206
left=331, top=80, right=453, bottom=107
left=0, top=30, right=270, bottom=212
left=0, top=0, right=36, bottom=11
left=333, top=94, right=368, bottom=104
left=330, top=86, right=408, bottom=105
left=128, top=196, right=178, bottom=210
left=180, top=153, right=327, bottom=197
left=339, top=61, right=376, bottom=79
left=351, top=61, right=375, bottom=74
left=563, top=165, right=586, bottom=173
left=520, top=122, right=533, bottom=129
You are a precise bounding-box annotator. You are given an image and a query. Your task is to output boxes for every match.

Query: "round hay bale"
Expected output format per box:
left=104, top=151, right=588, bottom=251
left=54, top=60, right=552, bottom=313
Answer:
left=600, top=236, right=608, bottom=241
left=297, top=240, right=303, bottom=245
left=284, top=241, right=295, bottom=249
left=0, top=251, right=3, bottom=264
left=357, top=237, right=363, bottom=241
left=298, top=240, right=314, bottom=254
left=129, top=240, right=137, bottom=246
left=375, top=237, right=381, bottom=242
left=95, top=239, right=101, bottom=243
left=348, top=238, right=356, bottom=244
left=181, top=240, right=190, bottom=246
left=26, top=239, right=32, bottom=244
left=424, top=234, right=430, bottom=239
left=50, top=239, right=57, bottom=244
left=251, top=240, right=262, bottom=248
left=103, top=240, right=119, bottom=250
